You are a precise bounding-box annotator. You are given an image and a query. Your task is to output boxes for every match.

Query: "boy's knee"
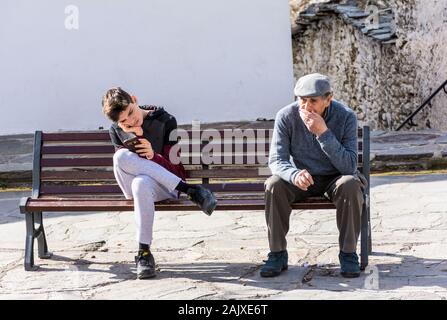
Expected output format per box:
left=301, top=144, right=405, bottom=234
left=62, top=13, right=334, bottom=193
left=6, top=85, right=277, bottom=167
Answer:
left=113, top=148, right=136, bottom=168
left=131, top=175, right=154, bottom=197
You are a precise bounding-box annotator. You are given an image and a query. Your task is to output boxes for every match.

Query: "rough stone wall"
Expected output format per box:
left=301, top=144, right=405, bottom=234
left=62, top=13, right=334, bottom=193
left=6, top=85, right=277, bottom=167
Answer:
left=397, top=0, right=447, bottom=130
left=291, top=0, right=447, bottom=130
left=289, top=0, right=331, bottom=25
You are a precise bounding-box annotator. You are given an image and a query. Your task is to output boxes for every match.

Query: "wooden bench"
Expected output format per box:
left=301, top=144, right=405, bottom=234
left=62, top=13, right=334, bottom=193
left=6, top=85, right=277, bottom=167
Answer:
left=20, top=127, right=371, bottom=271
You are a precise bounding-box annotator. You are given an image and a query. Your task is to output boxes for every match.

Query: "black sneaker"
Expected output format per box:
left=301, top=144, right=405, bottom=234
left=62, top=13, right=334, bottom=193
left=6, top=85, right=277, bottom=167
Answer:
left=260, top=250, right=288, bottom=277
left=339, top=251, right=361, bottom=278
left=135, top=251, right=156, bottom=279
left=187, top=186, right=217, bottom=216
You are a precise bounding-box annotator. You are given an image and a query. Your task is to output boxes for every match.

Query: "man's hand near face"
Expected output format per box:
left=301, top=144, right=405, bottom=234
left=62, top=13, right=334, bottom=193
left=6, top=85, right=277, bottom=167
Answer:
left=299, top=109, right=328, bottom=137
left=294, top=169, right=314, bottom=191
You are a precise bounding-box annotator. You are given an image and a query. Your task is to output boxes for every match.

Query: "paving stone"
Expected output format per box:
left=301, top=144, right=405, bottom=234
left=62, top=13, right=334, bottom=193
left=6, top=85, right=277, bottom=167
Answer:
left=1, top=173, right=447, bottom=299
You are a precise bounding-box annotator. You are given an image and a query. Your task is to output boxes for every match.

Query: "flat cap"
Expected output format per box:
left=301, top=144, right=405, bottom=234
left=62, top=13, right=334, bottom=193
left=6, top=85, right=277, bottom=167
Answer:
left=294, top=73, right=332, bottom=97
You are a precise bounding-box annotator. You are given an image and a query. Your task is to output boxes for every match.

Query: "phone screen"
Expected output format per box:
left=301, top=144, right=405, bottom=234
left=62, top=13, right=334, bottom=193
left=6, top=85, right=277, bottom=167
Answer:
left=123, top=137, right=140, bottom=152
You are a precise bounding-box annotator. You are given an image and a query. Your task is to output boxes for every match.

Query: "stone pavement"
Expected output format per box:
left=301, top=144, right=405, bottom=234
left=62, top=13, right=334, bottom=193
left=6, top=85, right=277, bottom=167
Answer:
left=1, top=173, right=446, bottom=300
left=2, top=126, right=447, bottom=186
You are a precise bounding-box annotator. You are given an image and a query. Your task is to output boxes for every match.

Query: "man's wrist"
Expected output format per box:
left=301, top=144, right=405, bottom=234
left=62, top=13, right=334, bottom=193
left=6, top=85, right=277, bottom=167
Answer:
left=290, top=170, right=300, bottom=185
left=316, top=127, right=328, bottom=138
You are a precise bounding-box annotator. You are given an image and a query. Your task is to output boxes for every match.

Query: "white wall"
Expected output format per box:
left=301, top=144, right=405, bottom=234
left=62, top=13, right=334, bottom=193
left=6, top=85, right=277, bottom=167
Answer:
left=0, top=0, right=294, bottom=135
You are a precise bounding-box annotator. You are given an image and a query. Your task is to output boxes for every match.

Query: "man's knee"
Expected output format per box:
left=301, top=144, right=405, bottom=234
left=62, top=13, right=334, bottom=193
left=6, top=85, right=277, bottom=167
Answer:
left=335, top=175, right=363, bottom=197
left=265, top=175, right=289, bottom=194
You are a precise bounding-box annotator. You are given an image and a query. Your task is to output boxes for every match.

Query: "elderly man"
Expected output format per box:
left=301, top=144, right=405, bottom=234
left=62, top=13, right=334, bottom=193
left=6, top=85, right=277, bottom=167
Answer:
left=260, top=73, right=367, bottom=278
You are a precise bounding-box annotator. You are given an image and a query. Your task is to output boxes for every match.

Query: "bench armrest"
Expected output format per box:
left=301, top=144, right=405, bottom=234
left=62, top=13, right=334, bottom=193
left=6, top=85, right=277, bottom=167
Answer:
left=19, top=197, right=30, bottom=214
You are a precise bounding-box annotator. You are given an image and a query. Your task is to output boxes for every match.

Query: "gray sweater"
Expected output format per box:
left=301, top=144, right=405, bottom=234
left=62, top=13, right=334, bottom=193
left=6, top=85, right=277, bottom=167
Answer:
left=268, top=99, right=358, bottom=184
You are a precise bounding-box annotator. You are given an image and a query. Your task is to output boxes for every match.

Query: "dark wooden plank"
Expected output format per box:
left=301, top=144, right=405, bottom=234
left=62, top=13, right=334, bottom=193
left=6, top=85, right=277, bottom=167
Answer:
left=41, top=158, right=113, bottom=167
left=42, top=145, right=114, bottom=155
left=41, top=171, right=116, bottom=181
left=36, top=193, right=266, bottom=201
left=189, top=140, right=363, bottom=152
left=41, top=130, right=273, bottom=143
left=41, top=155, right=361, bottom=168
left=206, top=183, right=264, bottom=192
left=41, top=156, right=361, bottom=169
left=40, top=183, right=266, bottom=195
left=182, top=129, right=274, bottom=140
left=187, top=168, right=270, bottom=178
left=42, top=143, right=271, bottom=155
left=43, top=132, right=111, bottom=141
left=23, top=198, right=334, bottom=212
left=40, top=185, right=121, bottom=195
left=180, top=141, right=363, bottom=154
left=193, top=142, right=270, bottom=152
left=182, top=128, right=360, bottom=140
left=41, top=168, right=270, bottom=181
left=179, top=154, right=270, bottom=165
left=42, top=128, right=362, bottom=142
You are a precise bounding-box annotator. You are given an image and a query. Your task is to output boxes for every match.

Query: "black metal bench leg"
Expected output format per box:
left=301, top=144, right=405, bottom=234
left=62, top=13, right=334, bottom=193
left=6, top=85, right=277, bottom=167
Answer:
left=360, top=198, right=369, bottom=271
left=368, top=205, right=372, bottom=255
left=24, top=213, right=37, bottom=271
left=35, top=212, right=52, bottom=259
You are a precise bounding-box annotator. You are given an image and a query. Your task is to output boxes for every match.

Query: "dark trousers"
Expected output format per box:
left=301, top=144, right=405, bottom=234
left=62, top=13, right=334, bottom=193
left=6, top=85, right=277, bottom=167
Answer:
left=264, top=172, right=368, bottom=253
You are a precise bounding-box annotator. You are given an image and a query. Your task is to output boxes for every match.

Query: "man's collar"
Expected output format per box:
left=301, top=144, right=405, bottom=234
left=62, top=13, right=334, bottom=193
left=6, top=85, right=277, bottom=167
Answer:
left=322, top=100, right=332, bottom=120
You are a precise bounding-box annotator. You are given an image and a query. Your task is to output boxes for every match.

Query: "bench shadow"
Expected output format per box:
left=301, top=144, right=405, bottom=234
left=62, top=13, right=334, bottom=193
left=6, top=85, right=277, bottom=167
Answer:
left=33, top=254, right=136, bottom=282
left=32, top=251, right=447, bottom=293
left=298, top=251, right=447, bottom=292
left=369, top=251, right=447, bottom=290
left=34, top=254, right=307, bottom=291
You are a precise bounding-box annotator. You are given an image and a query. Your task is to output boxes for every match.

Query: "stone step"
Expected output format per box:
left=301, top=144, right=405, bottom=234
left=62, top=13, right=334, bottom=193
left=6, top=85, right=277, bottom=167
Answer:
left=293, top=1, right=397, bottom=44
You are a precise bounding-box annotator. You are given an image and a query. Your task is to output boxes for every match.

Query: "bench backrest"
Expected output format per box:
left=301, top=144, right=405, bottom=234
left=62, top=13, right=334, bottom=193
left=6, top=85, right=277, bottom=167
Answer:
left=31, top=127, right=370, bottom=199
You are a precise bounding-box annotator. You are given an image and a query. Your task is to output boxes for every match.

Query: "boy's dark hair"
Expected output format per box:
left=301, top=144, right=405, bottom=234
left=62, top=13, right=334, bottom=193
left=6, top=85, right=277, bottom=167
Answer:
left=102, top=87, right=133, bottom=122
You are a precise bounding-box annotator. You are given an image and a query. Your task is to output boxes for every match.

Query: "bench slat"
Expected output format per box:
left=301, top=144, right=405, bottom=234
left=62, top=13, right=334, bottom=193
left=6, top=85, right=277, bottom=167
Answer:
left=177, top=128, right=363, bottom=139
left=23, top=198, right=335, bottom=212
left=41, top=155, right=362, bottom=168
left=41, top=141, right=363, bottom=155
left=42, top=145, right=115, bottom=154
left=40, top=168, right=271, bottom=181
left=41, top=158, right=114, bottom=167
left=39, top=156, right=276, bottom=167
left=42, top=129, right=362, bottom=142
left=43, top=132, right=111, bottom=141
left=41, top=171, right=116, bottom=181
left=40, top=183, right=266, bottom=195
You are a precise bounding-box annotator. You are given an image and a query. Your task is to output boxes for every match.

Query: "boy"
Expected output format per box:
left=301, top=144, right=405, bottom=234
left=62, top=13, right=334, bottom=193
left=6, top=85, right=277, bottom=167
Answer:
left=102, top=87, right=217, bottom=279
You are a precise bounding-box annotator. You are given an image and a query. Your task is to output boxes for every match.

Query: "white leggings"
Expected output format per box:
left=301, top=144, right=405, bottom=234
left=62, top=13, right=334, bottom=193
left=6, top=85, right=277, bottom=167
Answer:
left=113, top=148, right=182, bottom=245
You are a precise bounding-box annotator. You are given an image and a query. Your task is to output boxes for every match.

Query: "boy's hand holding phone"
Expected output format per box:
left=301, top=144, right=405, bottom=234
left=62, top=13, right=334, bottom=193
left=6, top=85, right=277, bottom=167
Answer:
left=123, top=137, right=154, bottom=159
left=135, top=138, right=154, bottom=160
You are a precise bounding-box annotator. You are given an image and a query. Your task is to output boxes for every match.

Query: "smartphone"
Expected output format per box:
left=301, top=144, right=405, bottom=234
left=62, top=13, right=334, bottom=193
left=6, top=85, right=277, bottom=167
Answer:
left=123, top=136, right=141, bottom=152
